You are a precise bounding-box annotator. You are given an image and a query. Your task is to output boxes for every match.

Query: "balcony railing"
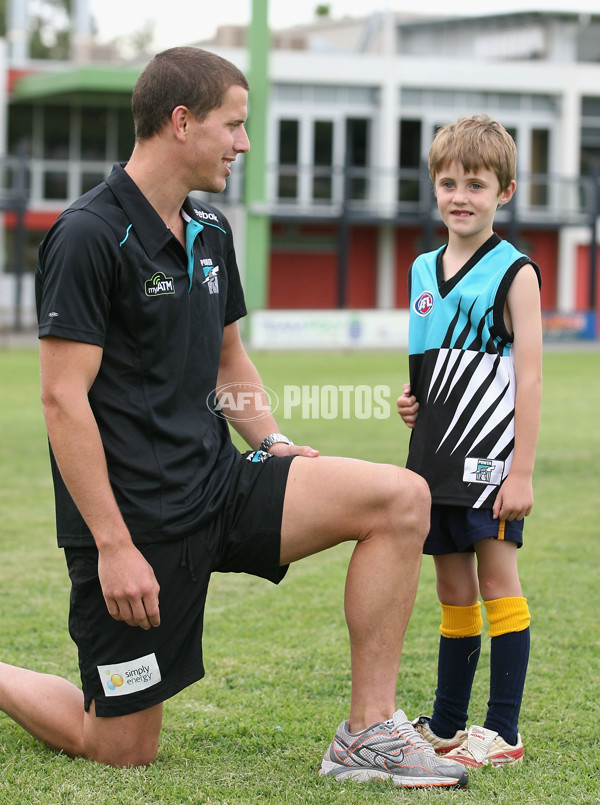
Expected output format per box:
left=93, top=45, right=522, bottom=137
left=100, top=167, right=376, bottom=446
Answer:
left=4, top=153, right=599, bottom=227
left=204, top=162, right=598, bottom=228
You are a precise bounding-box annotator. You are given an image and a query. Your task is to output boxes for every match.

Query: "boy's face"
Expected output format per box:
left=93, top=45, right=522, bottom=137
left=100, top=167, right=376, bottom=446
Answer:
left=434, top=160, right=515, bottom=245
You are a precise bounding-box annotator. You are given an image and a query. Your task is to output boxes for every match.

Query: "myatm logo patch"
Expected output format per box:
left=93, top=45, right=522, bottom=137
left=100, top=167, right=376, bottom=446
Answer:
left=145, top=272, right=175, bottom=296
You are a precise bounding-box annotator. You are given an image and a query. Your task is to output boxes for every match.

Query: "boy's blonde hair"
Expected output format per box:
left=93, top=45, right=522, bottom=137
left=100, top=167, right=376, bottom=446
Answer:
left=428, top=114, right=517, bottom=192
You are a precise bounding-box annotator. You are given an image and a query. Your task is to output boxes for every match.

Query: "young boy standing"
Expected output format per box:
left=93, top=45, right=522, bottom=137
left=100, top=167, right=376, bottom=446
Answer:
left=397, top=115, right=542, bottom=767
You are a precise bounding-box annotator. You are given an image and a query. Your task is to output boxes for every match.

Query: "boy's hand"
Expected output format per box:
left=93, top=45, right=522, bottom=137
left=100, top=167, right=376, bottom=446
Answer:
left=397, top=384, right=419, bottom=429
left=492, top=472, right=533, bottom=521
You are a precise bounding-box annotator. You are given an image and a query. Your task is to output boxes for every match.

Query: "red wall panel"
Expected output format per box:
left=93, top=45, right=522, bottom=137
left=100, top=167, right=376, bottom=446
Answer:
left=269, top=223, right=377, bottom=309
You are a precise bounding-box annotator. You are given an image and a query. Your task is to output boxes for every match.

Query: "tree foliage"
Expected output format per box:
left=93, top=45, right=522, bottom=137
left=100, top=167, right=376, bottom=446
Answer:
left=2, top=0, right=154, bottom=60
left=29, top=0, right=72, bottom=59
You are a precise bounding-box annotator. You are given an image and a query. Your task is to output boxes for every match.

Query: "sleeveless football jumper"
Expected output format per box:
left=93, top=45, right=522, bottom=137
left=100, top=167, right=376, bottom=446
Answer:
left=407, top=234, right=541, bottom=510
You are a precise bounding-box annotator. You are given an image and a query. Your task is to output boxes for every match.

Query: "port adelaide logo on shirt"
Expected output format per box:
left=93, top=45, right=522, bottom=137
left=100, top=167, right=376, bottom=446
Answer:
left=200, top=259, right=220, bottom=294
left=145, top=271, right=175, bottom=296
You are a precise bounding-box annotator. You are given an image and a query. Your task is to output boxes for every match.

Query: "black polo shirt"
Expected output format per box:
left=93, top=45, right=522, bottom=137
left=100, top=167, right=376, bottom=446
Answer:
left=36, top=163, right=247, bottom=547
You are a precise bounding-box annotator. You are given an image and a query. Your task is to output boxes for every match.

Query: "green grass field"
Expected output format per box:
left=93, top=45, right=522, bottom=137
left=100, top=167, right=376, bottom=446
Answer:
left=0, top=345, right=599, bottom=804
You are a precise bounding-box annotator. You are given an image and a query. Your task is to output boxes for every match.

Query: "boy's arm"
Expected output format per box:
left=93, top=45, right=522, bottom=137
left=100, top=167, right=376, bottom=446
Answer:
left=397, top=383, right=419, bottom=429
left=493, top=264, right=543, bottom=521
left=398, top=265, right=419, bottom=429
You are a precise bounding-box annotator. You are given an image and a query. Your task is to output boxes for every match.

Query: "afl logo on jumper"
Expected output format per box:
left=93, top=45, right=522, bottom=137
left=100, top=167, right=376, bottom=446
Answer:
left=414, top=291, right=434, bottom=317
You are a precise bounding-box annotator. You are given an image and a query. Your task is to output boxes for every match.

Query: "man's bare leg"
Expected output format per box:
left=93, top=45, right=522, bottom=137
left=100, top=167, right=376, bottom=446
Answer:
left=1, top=456, right=428, bottom=764
left=0, top=662, right=162, bottom=766
left=280, top=456, right=430, bottom=733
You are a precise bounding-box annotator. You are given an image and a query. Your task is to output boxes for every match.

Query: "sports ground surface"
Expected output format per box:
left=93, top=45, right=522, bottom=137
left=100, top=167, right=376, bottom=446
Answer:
left=0, top=345, right=598, bottom=804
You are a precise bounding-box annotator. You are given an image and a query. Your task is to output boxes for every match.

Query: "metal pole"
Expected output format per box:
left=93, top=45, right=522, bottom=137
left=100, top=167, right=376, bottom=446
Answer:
left=506, top=190, right=519, bottom=250
left=421, top=160, right=435, bottom=254
left=589, top=165, right=599, bottom=312
left=337, top=152, right=350, bottom=309
left=243, top=0, right=271, bottom=314
left=13, top=141, right=29, bottom=332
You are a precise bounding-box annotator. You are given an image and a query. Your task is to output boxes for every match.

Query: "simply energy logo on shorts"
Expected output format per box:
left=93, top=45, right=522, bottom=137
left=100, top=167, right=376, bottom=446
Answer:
left=97, top=653, right=161, bottom=697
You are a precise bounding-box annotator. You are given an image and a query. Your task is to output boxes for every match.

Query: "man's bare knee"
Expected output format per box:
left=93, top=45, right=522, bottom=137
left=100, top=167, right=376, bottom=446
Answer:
left=83, top=702, right=161, bottom=767
left=389, top=467, right=430, bottom=540
left=367, top=465, right=430, bottom=546
left=92, top=744, right=158, bottom=768
left=86, top=732, right=159, bottom=767
left=406, top=470, right=431, bottom=535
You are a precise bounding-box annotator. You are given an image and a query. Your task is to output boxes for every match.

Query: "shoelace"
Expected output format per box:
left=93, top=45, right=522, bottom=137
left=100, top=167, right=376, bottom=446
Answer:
left=452, top=741, right=476, bottom=759
left=390, top=711, right=436, bottom=753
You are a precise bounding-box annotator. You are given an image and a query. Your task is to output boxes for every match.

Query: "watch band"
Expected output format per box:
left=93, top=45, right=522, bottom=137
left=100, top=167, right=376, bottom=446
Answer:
left=259, top=433, right=294, bottom=452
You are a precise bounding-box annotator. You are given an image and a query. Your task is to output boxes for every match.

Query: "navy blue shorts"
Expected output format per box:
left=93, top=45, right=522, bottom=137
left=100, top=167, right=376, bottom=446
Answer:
left=423, top=503, right=524, bottom=556
left=65, top=450, right=294, bottom=717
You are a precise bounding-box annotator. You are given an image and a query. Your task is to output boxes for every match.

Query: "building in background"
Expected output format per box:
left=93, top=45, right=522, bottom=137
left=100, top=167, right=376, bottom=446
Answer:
left=1, top=5, right=599, bottom=344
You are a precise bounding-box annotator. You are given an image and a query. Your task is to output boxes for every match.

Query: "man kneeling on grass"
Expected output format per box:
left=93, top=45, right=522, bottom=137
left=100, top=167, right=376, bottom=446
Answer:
left=0, top=47, right=467, bottom=790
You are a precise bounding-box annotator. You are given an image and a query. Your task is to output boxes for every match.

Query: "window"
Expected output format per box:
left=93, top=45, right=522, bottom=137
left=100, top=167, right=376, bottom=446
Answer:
left=580, top=97, right=600, bottom=179
left=400, top=88, right=557, bottom=115
left=43, top=106, right=70, bottom=159
left=8, top=105, right=33, bottom=155
left=43, top=170, right=68, bottom=200
left=398, top=119, right=422, bottom=203
left=313, top=121, right=333, bottom=201
left=80, top=107, right=108, bottom=161
left=81, top=171, right=107, bottom=194
left=273, top=83, right=377, bottom=106
left=117, top=107, right=135, bottom=161
left=530, top=128, right=549, bottom=207
left=582, top=98, right=600, bottom=117
left=7, top=99, right=138, bottom=205
left=345, top=118, right=369, bottom=201
left=277, top=119, right=299, bottom=199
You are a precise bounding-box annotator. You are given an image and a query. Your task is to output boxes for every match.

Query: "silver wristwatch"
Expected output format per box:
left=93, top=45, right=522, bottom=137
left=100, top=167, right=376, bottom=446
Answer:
left=259, top=433, right=294, bottom=452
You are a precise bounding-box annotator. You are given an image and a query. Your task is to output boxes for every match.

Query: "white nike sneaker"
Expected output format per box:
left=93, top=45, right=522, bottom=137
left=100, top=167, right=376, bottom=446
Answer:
left=320, top=709, right=469, bottom=788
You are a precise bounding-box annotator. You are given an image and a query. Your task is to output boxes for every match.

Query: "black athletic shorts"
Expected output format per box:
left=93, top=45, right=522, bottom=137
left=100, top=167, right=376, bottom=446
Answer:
left=65, top=450, right=295, bottom=717
left=423, top=503, right=524, bottom=555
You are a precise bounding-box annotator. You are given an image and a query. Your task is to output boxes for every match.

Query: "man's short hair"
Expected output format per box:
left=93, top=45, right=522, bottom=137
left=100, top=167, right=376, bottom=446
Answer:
left=132, top=46, right=249, bottom=141
left=428, top=114, right=517, bottom=192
